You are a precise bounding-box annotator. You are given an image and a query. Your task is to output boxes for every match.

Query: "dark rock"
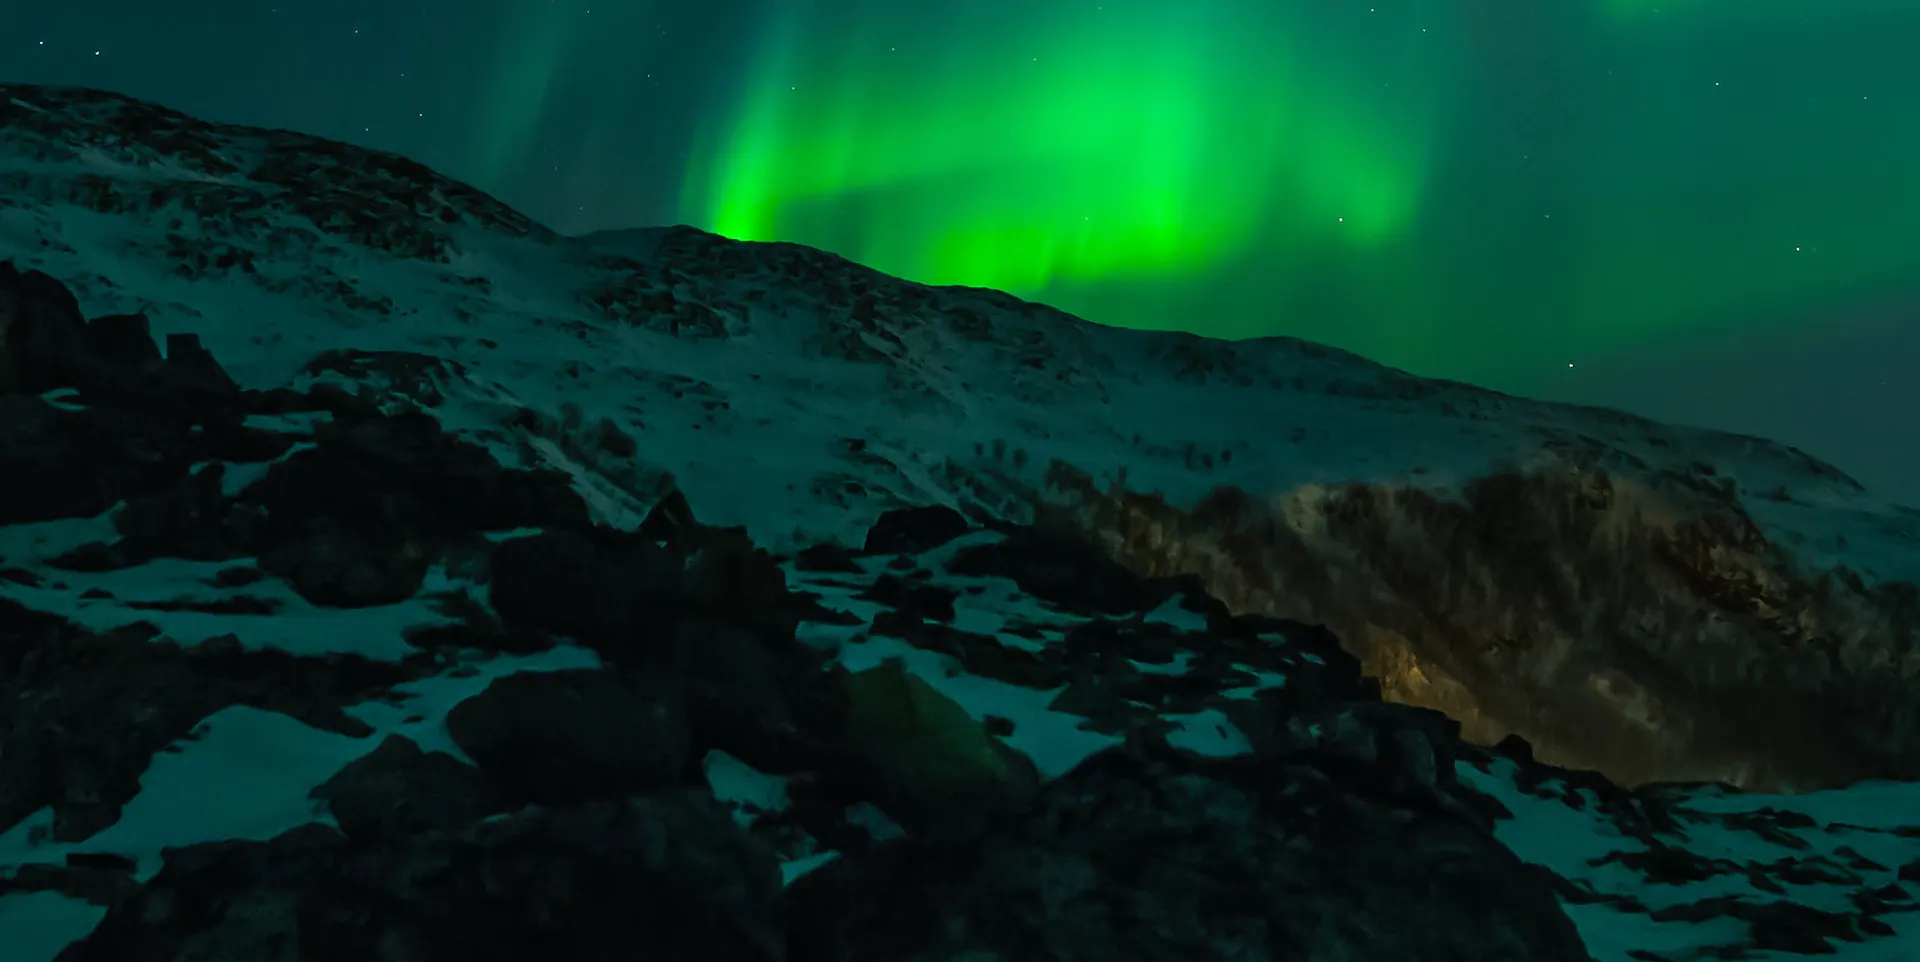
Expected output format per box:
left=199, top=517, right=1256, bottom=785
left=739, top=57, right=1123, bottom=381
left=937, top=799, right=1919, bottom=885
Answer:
left=681, top=526, right=801, bottom=645
left=863, top=505, right=971, bottom=556
left=860, top=573, right=958, bottom=622
left=243, top=410, right=589, bottom=543
left=490, top=524, right=800, bottom=657
left=184, top=407, right=593, bottom=608
left=638, top=487, right=699, bottom=551
left=444, top=668, right=692, bottom=806
left=1745, top=902, right=1860, bottom=953
left=0, top=270, right=300, bottom=532
left=302, top=382, right=382, bottom=417
left=0, top=567, right=43, bottom=586
left=666, top=619, right=840, bottom=774
left=1225, top=699, right=1468, bottom=818
left=948, top=524, right=1146, bottom=615
left=0, top=396, right=196, bottom=524
left=84, top=312, right=161, bottom=366
left=0, top=260, right=91, bottom=394
left=959, top=635, right=1066, bottom=688
left=0, top=600, right=427, bottom=842
left=1644, top=897, right=1864, bottom=955
left=43, top=541, right=131, bottom=572
left=1496, top=733, right=1538, bottom=764
left=1048, top=670, right=1134, bottom=725
left=309, top=735, right=503, bottom=840
left=489, top=529, right=681, bottom=650
left=260, top=521, right=434, bottom=607
left=64, top=852, right=137, bottom=873
left=792, top=543, right=863, bottom=573
left=869, top=614, right=1062, bottom=689
left=127, top=595, right=280, bottom=615
left=161, top=332, right=240, bottom=396
left=242, top=385, right=324, bottom=415
left=60, top=793, right=785, bottom=962
left=402, top=621, right=558, bottom=658
left=1594, top=845, right=1728, bottom=885
left=1, top=861, right=139, bottom=908
left=110, top=461, right=258, bottom=563
left=788, top=746, right=1593, bottom=962
left=838, top=660, right=1040, bottom=845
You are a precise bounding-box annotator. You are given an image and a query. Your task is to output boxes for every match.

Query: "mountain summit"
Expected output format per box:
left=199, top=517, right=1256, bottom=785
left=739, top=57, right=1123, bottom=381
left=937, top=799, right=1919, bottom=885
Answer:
left=3, top=84, right=1920, bottom=961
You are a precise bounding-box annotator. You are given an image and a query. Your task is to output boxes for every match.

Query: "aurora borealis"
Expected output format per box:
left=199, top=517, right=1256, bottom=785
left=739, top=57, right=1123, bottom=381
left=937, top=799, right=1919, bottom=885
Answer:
left=681, top=0, right=1448, bottom=298
left=674, top=0, right=1920, bottom=387
left=6, top=0, right=1918, bottom=502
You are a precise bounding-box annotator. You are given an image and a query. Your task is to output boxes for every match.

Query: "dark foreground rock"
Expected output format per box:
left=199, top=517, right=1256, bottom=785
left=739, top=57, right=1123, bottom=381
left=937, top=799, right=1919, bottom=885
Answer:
left=788, top=745, right=1592, bottom=962
left=58, top=793, right=786, bottom=962
left=0, top=599, right=429, bottom=844
left=445, top=668, right=693, bottom=806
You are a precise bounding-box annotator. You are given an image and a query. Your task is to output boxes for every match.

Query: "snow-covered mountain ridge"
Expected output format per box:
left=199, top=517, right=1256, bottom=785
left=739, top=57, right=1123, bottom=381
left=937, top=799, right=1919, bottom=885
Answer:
left=2, top=84, right=1917, bottom=791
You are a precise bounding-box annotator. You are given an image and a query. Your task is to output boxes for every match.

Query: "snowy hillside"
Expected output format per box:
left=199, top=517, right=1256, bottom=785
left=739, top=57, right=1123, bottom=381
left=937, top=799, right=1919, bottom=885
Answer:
left=3, top=83, right=1920, bottom=960
left=0, top=87, right=1907, bottom=565
left=4, top=85, right=1916, bottom=793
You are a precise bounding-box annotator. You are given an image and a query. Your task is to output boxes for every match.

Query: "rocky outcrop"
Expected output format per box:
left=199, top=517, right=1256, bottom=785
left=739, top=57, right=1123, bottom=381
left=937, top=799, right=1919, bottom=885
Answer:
left=788, top=744, right=1589, bottom=962
left=837, top=660, right=1041, bottom=844
left=61, top=794, right=788, bottom=962
left=0, top=601, right=428, bottom=843
left=1041, top=459, right=1920, bottom=790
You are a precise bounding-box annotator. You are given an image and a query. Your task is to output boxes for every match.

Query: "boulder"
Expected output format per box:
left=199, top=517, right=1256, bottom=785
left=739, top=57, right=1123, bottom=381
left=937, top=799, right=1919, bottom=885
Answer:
left=308, top=734, right=504, bottom=841
left=947, top=524, right=1147, bottom=615
left=445, top=668, right=692, bottom=806
left=862, top=504, right=971, bottom=556
left=488, top=529, right=682, bottom=650
left=838, top=659, right=1040, bottom=845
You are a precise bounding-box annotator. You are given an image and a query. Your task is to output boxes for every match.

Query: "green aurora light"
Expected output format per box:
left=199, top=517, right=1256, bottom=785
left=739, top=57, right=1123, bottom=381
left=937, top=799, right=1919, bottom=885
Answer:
left=681, top=1, right=1452, bottom=289
left=672, top=0, right=1920, bottom=389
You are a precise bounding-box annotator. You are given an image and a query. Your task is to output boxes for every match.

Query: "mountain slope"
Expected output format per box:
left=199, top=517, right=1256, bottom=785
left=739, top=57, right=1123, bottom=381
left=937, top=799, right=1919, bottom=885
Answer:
left=1, top=281, right=1918, bottom=960
left=1, top=83, right=1917, bottom=794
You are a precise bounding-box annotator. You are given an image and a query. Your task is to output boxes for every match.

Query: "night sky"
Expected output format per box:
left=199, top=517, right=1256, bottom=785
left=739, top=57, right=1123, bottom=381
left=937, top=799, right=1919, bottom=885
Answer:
left=4, top=0, right=1916, bottom=504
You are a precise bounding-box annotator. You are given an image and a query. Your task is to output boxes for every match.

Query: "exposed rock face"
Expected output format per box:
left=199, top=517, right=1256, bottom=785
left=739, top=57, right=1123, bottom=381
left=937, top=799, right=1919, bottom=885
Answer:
left=1043, top=460, right=1920, bottom=790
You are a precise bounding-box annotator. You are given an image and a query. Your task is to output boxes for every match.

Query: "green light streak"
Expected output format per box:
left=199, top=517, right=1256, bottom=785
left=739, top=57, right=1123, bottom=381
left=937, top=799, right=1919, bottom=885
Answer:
left=473, top=4, right=577, bottom=188
left=648, top=1, right=1920, bottom=392
left=681, top=1, right=1444, bottom=296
